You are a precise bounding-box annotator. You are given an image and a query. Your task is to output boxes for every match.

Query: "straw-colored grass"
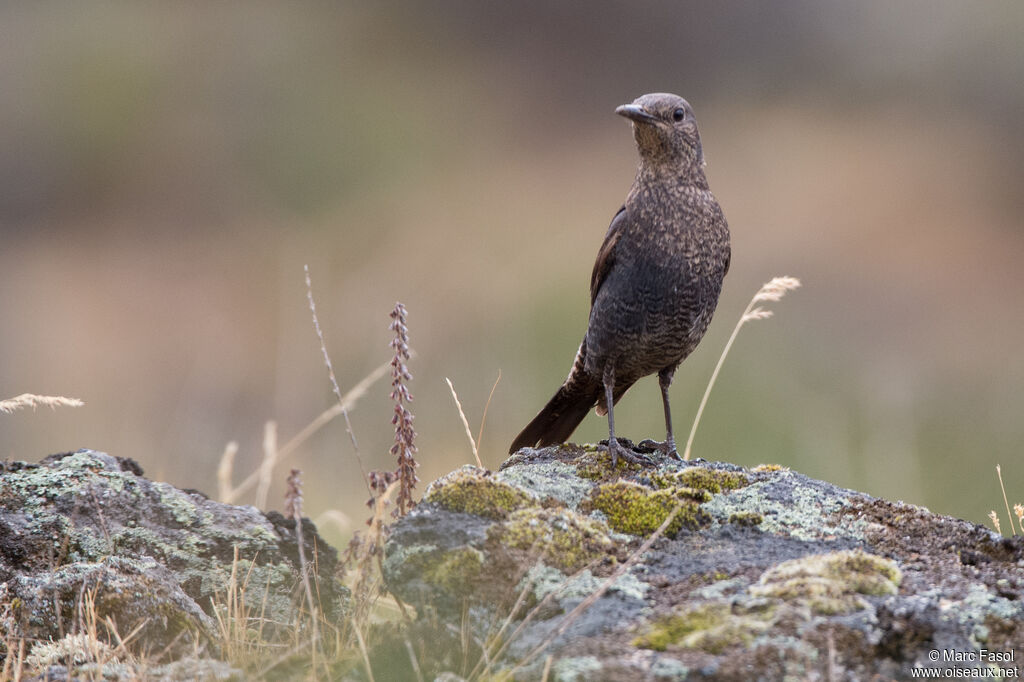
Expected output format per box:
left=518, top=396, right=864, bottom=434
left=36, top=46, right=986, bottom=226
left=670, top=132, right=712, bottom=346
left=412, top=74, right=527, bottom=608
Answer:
left=683, top=276, right=801, bottom=461
left=989, top=464, right=1021, bottom=537
left=0, top=393, right=83, bottom=414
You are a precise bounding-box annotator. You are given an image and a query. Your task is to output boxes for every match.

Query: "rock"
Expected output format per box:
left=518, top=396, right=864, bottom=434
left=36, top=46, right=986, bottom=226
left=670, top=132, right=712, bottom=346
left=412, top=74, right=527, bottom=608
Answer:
left=0, top=449, right=346, bottom=676
left=382, top=445, right=1024, bottom=681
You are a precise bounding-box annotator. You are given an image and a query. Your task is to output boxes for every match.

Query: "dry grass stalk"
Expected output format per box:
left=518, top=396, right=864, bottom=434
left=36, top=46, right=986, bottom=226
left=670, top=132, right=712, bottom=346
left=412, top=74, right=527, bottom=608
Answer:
left=0, top=393, right=83, bottom=414
left=103, top=615, right=147, bottom=664
left=217, top=441, right=239, bottom=502
left=0, top=583, right=24, bottom=680
left=477, top=369, right=502, bottom=455
left=219, top=360, right=389, bottom=504
left=314, top=509, right=352, bottom=535
left=305, top=264, right=371, bottom=493
left=255, top=421, right=278, bottom=511
left=404, top=637, right=425, bottom=682
left=541, top=655, right=553, bottom=682
left=212, top=546, right=250, bottom=661
left=446, top=378, right=484, bottom=468
left=509, top=502, right=685, bottom=675
left=1015, top=504, right=1024, bottom=530
left=473, top=555, right=606, bottom=680
left=996, top=464, right=1018, bottom=535
left=346, top=479, right=399, bottom=630
left=284, top=468, right=320, bottom=663
left=472, top=539, right=553, bottom=668
left=683, top=275, right=801, bottom=460
left=352, top=619, right=376, bottom=682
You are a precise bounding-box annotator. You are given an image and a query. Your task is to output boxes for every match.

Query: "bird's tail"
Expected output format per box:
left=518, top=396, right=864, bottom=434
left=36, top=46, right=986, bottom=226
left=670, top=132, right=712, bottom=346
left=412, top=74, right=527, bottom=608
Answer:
left=509, top=342, right=600, bottom=454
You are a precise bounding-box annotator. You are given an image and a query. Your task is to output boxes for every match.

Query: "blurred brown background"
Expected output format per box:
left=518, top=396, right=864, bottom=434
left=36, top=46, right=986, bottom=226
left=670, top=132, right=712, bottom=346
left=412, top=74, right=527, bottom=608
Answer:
left=2, top=2, right=1023, bottom=544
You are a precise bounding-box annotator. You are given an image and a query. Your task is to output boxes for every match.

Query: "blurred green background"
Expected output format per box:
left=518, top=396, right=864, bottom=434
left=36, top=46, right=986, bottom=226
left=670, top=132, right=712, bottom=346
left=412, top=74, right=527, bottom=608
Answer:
left=2, top=2, right=1023, bottom=544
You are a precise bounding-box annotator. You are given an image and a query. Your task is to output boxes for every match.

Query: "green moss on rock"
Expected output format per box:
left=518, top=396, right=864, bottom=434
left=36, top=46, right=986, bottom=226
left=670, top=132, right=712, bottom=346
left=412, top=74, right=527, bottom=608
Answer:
left=752, top=463, right=788, bottom=473
left=648, top=471, right=716, bottom=500
left=581, top=481, right=709, bottom=538
left=574, top=450, right=643, bottom=481
left=750, top=549, right=901, bottom=614
left=634, top=602, right=773, bottom=653
left=425, top=547, right=485, bottom=593
left=424, top=466, right=535, bottom=520
left=671, top=467, right=749, bottom=494
left=490, top=508, right=613, bottom=573
left=728, top=511, right=763, bottom=526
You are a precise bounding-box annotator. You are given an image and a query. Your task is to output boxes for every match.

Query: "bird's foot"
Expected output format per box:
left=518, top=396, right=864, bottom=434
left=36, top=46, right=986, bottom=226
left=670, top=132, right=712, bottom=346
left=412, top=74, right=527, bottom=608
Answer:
left=637, top=438, right=681, bottom=461
left=601, top=437, right=653, bottom=468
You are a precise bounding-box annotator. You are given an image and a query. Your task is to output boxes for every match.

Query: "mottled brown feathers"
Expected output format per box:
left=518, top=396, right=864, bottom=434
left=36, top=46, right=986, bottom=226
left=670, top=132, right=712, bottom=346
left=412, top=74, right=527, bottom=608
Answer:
left=510, top=94, right=731, bottom=464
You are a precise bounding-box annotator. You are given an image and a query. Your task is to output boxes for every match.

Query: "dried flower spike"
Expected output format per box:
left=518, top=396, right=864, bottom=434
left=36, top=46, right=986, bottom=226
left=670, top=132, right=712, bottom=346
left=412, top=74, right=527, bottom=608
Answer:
left=390, top=302, right=418, bottom=517
left=284, top=468, right=304, bottom=520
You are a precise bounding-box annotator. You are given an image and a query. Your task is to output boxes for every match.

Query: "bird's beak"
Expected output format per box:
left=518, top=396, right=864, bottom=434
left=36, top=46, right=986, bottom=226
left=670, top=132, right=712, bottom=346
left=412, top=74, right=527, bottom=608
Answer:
left=616, top=104, right=659, bottom=125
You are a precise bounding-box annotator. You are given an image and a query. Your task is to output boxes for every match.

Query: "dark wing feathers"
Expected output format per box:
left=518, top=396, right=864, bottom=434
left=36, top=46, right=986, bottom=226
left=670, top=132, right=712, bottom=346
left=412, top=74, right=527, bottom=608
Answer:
left=590, top=206, right=627, bottom=305
left=509, top=207, right=633, bottom=453
left=508, top=341, right=601, bottom=453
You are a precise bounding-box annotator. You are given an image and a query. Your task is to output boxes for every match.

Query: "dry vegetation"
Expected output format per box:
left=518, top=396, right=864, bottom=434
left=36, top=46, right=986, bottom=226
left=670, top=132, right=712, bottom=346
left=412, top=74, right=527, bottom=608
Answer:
left=0, top=270, right=807, bottom=680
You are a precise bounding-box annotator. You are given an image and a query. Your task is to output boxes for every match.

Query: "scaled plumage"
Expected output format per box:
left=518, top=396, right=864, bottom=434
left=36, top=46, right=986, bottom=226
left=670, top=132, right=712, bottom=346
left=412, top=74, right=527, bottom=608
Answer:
left=509, top=93, right=731, bottom=465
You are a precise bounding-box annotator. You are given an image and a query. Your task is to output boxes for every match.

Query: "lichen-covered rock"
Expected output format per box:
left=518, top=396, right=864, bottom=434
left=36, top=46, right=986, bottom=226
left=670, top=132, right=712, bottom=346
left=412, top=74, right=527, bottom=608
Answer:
left=490, top=507, right=614, bottom=573
left=424, top=465, right=537, bottom=519
left=749, top=548, right=901, bottom=614
left=580, top=480, right=711, bottom=537
left=383, top=445, right=1024, bottom=681
left=0, top=449, right=346, bottom=664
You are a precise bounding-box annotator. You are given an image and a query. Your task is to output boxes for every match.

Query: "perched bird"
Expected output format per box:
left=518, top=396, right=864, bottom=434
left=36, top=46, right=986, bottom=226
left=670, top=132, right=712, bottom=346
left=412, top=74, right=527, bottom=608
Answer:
left=509, top=93, right=731, bottom=466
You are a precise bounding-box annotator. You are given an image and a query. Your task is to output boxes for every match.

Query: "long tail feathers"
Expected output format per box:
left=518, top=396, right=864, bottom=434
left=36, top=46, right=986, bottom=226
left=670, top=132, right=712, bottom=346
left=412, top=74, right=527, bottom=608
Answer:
left=509, top=341, right=600, bottom=454
left=508, top=381, right=600, bottom=454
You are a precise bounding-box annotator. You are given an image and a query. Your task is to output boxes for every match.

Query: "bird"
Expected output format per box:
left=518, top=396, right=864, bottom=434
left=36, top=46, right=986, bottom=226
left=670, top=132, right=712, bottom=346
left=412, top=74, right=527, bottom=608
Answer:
left=509, top=93, right=731, bottom=467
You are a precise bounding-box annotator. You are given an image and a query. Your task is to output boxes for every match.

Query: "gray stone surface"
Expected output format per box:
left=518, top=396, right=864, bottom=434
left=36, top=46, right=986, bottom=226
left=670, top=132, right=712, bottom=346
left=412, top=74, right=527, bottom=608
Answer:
left=384, top=446, right=1024, bottom=681
left=0, top=449, right=345, bottom=677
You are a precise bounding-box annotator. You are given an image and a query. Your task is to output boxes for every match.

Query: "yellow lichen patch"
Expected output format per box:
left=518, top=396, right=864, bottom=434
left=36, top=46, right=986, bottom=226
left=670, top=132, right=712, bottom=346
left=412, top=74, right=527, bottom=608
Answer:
left=581, top=481, right=709, bottom=538
left=674, top=486, right=713, bottom=504
left=750, top=549, right=901, bottom=614
left=425, top=547, right=485, bottom=594
left=727, top=511, right=763, bottom=527
left=633, top=602, right=773, bottom=653
left=574, top=449, right=644, bottom=481
left=752, top=463, right=789, bottom=473
left=490, top=507, right=613, bottom=573
left=424, top=466, right=535, bottom=520
left=671, top=467, right=748, bottom=494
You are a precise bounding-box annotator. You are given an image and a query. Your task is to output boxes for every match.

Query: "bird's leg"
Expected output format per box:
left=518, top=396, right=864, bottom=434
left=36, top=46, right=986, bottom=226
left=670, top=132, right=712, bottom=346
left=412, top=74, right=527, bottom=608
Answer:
left=602, top=363, right=652, bottom=467
left=658, top=367, right=680, bottom=459
left=638, top=367, right=680, bottom=460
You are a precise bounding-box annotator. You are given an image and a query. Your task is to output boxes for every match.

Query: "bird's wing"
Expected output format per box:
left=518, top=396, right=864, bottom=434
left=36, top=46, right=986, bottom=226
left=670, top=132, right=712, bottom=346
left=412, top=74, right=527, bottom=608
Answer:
left=590, top=206, right=628, bottom=306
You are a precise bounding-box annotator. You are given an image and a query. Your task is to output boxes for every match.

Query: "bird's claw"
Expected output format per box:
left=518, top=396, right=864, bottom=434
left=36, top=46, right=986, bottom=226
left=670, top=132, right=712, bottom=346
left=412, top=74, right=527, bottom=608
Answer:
left=603, top=438, right=653, bottom=468
left=637, top=438, right=681, bottom=461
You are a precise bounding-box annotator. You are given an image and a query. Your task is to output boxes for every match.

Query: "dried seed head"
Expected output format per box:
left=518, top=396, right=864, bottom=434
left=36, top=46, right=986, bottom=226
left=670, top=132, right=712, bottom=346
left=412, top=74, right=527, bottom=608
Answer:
left=741, top=307, right=774, bottom=322
left=389, top=302, right=418, bottom=517
left=284, top=468, right=304, bottom=520
left=989, top=510, right=1002, bottom=535
left=751, top=276, right=802, bottom=304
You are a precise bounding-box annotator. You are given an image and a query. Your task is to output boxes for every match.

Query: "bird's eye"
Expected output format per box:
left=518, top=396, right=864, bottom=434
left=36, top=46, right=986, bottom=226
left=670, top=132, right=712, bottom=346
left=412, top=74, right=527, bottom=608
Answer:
left=672, top=108, right=686, bottom=122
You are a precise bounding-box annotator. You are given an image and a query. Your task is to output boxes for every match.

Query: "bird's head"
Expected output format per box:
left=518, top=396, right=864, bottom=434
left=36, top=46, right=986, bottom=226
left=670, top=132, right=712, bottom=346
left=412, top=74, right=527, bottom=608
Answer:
left=616, top=93, right=704, bottom=172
